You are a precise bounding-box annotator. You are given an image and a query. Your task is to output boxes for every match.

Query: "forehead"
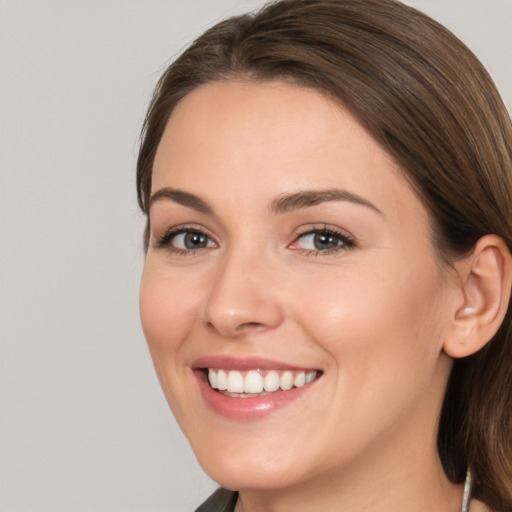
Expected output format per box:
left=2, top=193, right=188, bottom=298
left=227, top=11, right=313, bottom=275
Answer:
left=152, top=80, right=423, bottom=223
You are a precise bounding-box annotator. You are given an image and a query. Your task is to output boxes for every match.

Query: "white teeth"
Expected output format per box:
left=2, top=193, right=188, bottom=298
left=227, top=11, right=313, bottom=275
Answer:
left=208, top=368, right=218, bottom=389
left=227, top=370, right=244, bottom=393
left=244, top=371, right=264, bottom=393
left=306, top=371, right=317, bottom=383
left=207, top=368, right=319, bottom=394
left=280, top=371, right=294, bottom=391
left=217, top=369, right=228, bottom=390
left=293, top=371, right=306, bottom=388
left=263, top=371, right=280, bottom=392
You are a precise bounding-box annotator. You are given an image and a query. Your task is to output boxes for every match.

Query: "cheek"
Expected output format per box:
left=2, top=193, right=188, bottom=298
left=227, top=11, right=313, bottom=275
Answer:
left=139, top=262, right=199, bottom=356
left=287, top=261, right=451, bottom=452
left=139, top=261, right=206, bottom=423
left=294, top=260, right=448, bottom=374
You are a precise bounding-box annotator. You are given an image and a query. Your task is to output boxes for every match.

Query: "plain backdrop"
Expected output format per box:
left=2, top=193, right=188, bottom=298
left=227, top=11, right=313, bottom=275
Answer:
left=0, top=1, right=510, bottom=511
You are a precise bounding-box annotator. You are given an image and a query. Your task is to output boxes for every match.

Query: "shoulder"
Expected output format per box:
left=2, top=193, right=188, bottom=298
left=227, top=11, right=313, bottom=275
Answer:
left=195, top=488, right=238, bottom=512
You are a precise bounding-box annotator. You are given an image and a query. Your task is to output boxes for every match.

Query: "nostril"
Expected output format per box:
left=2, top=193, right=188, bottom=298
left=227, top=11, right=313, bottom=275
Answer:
left=203, top=288, right=284, bottom=337
left=237, top=322, right=267, bottom=332
left=205, top=320, right=265, bottom=335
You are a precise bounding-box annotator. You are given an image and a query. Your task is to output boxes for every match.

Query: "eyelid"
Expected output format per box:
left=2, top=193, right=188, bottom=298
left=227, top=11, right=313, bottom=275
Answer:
left=151, top=222, right=356, bottom=257
left=289, top=224, right=357, bottom=255
left=153, top=223, right=218, bottom=254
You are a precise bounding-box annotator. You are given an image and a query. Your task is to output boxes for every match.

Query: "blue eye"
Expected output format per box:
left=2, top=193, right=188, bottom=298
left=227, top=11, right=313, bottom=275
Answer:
left=299, top=232, right=342, bottom=250
left=173, top=231, right=211, bottom=249
left=157, top=228, right=216, bottom=252
left=292, top=227, right=356, bottom=254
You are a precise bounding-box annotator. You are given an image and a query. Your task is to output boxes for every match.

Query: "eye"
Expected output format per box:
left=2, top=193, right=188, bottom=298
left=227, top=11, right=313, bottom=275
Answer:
left=299, top=232, right=341, bottom=251
left=290, top=226, right=356, bottom=254
left=157, top=227, right=216, bottom=253
left=173, top=231, right=213, bottom=250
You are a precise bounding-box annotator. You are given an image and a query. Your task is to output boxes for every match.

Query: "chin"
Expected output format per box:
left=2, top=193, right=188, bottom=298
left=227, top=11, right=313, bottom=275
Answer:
left=194, top=442, right=307, bottom=491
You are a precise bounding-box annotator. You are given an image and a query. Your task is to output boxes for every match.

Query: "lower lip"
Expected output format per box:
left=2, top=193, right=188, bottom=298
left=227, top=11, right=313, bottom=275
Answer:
left=194, top=371, right=315, bottom=420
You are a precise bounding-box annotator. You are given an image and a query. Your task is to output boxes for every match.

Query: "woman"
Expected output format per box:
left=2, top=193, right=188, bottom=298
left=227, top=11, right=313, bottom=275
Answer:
left=137, top=0, right=512, bottom=511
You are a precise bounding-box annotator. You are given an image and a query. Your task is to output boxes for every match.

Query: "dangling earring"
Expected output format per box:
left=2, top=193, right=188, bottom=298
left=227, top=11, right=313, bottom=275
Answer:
left=461, top=468, right=472, bottom=512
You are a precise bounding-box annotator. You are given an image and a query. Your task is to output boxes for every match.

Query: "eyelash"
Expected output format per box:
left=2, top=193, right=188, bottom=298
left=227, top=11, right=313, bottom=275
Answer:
left=291, top=225, right=357, bottom=256
left=156, top=225, right=217, bottom=256
left=155, top=224, right=357, bottom=256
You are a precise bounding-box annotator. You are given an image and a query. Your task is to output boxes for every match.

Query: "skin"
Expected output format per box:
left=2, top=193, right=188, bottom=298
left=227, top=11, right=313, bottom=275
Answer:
left=140, top=81, right=490, bottom=512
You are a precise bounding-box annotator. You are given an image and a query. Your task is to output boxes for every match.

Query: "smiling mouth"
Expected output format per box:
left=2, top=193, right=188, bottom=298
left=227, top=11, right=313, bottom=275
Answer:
left=205, top=368, right=320, bottom=397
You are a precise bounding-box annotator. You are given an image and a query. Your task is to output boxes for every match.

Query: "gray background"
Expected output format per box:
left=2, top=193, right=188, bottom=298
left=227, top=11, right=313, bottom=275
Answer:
left=0, top=1, right=510, bottom=511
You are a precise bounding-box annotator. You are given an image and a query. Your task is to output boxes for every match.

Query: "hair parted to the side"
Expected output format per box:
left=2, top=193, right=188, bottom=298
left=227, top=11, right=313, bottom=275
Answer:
left=137, top=0, right=512, bottom=509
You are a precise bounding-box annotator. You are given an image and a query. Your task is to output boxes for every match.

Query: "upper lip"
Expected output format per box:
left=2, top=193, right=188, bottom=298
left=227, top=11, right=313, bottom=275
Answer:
left=192, top=355, right=318, bottom=372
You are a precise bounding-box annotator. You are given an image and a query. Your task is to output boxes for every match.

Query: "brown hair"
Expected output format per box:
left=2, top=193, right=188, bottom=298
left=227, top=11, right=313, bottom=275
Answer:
left=137, top=0, right=512, bottom=509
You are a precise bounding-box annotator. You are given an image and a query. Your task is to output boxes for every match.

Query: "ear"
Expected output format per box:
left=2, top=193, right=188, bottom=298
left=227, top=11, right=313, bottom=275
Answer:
left=444, top=235, right=512, bottom=359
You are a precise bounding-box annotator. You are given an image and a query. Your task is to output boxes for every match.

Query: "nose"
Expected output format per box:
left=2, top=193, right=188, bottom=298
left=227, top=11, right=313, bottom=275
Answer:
left=202, top=248, right=284, bottom=338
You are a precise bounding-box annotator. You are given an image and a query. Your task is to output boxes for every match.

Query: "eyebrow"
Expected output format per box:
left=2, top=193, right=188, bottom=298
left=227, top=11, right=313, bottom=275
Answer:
left=148, top=186, right=382, bottom=216
left=149, top=187, right=213, bottom=214
left=270, top=189, right=383, bottom=214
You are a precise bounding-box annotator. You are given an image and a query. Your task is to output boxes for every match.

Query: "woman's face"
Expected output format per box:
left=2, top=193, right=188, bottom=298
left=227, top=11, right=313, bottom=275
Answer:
left=140, top=81, right=459, bottom=491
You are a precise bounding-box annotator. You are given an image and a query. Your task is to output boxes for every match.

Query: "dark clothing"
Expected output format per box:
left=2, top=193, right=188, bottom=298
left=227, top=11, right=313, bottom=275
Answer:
left=195, top=489, right=238, bottom=512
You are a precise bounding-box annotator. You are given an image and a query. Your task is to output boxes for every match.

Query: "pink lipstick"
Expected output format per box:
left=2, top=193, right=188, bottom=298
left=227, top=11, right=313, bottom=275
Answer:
left=192, top=356, right=321, bottom=420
